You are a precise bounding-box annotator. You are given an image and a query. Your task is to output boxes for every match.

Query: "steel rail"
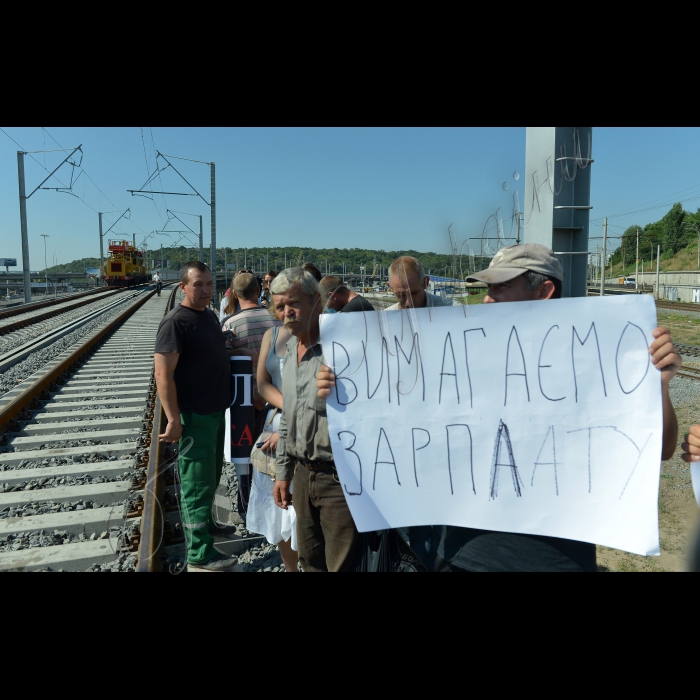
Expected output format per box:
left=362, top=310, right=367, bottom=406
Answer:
left=0, top=287, right=109, bottom=321
left=677, top=364, right=700, bottom=381
left=0, top=292, right=143, bottom=373
left=136, top=286, right=177, bottom=572
left=0, top=289, right=156, bottom=435
left=655, top=300, right=700, bottom=313
left=0, top=289, right=123, bottom=336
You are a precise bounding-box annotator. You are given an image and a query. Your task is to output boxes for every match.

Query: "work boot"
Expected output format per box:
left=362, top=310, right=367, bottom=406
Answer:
left=187, top=553, right=240, bottom=572
left=209, top=522, right=239, bottom=537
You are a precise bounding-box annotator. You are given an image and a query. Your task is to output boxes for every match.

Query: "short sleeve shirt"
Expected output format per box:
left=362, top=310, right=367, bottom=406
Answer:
left=342, top=295, right=376, bottom=313
left=155, top=304, right=230, bottom=415
left=221, top=307, right=281, bottom=353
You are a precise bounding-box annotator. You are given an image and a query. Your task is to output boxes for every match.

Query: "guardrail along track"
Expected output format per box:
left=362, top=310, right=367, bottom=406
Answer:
left=0, top=287, right=172, bottom=571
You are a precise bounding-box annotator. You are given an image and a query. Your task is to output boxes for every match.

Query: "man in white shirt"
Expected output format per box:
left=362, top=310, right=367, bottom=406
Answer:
left=152, top=271, right=163, bottom=297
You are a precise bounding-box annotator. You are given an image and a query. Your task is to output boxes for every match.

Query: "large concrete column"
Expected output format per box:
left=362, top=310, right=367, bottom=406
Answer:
left=523, top=127, right=593, bottom=298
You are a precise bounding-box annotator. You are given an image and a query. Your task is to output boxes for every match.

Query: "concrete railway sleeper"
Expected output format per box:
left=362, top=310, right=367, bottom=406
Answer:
left=0, top=281, right=332, bottom=573
left=0, top=286, right=173, bottom=571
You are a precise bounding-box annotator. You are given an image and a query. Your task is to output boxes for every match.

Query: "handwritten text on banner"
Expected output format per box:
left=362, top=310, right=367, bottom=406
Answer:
left=320, top=295, right=662, bottom=556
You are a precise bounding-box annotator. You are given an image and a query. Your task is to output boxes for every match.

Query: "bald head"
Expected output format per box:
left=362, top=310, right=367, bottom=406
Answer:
left=319, top=275, right=354, bottom=311
left=389, top=256, right=429, bottom=309
left=232, top=272, right=260, bottom=301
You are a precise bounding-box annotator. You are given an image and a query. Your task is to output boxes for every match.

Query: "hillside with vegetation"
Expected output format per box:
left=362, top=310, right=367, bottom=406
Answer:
left=54, top=246, right=490, bottom=278
left=608, top=203, right=700, bottom=276
left=54, top=204, right=700, bottom=279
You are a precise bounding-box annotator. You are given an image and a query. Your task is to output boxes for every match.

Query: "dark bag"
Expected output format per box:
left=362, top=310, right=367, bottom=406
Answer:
left=353, top=530, right=430, bottom=572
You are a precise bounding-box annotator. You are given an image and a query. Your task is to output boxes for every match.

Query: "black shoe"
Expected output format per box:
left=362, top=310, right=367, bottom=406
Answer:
left=209, top=522, right=239, bottom=537
left=188, top=553, right=240, bottom=572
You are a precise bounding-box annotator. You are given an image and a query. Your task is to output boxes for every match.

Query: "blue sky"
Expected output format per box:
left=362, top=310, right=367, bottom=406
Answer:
left=1, top=127, right=699, bottom=271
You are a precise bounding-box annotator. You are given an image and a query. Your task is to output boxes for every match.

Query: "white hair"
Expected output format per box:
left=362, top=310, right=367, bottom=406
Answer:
left=269, top=267, right=319, bottom=297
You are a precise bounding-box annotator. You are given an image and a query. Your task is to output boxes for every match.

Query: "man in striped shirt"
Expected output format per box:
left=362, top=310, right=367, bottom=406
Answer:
left=222, top=272, right=281, bottom=524
left=222, top=272, right=281, bottom=407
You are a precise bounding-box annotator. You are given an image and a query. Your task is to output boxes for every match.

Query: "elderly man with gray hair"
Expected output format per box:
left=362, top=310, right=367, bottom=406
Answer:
left=270, top=267, right=360, bottom=571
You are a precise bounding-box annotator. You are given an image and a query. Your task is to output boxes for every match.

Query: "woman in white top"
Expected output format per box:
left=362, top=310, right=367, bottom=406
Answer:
left=248, top=321, right=298, bottom=572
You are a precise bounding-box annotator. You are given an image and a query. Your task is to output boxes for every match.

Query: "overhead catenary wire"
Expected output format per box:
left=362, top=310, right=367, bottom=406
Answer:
left=1, top=127, right=148, bottom=240
left=42, top=126, right=150, bottom=235
left=150, top=128, right=168, bottom=226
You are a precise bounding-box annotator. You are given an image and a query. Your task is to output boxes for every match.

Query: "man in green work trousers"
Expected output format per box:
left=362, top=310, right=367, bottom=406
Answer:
left=154, top=261, right=238, bottom=572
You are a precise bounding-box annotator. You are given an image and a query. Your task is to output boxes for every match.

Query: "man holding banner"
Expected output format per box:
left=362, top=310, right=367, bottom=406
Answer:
left=316, top=244, right=681, bottom=572
left=271, top=268, right=361, bottom=572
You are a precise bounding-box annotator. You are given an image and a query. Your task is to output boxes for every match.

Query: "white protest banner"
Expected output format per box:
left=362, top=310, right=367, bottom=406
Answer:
left=691, top=463, right=700, bottom=508
left=320, top=295, right=663, bottom=556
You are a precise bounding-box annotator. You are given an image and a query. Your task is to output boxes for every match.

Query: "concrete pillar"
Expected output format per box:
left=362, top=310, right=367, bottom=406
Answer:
left=524, top=127, right=593, bottom=298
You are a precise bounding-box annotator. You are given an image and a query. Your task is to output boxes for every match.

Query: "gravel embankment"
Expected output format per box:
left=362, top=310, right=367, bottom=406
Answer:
left=669, top=374, right=700, bottom=407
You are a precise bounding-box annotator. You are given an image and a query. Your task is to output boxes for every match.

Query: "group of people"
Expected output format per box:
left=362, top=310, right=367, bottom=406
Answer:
left=154, top=243, right=696, bottom=572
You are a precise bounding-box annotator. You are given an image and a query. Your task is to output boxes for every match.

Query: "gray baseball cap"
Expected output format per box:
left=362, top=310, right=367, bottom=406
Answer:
left=467, top=243, right=563, bottom=284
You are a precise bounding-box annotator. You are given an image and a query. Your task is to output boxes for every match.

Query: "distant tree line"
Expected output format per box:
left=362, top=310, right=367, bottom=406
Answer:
left=56, top=246, right=492, bottom=279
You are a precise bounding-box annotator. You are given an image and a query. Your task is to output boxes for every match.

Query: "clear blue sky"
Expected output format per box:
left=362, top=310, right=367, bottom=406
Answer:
left=1, top=127, right=699, bottom=271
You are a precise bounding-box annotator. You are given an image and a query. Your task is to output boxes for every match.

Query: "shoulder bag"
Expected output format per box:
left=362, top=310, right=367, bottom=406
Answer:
left=250, top=408, right=279, bottom=478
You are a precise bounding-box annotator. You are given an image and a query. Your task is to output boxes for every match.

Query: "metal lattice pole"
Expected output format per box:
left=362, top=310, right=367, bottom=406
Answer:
left=210, top=163, right=216, bottom=275
left=17, top=152, right=31, bottom=303
left=199, top=215, right=203, bottom=263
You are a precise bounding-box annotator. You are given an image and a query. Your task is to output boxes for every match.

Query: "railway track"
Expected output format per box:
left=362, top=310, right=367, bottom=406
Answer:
left=655, top=300, right=700, bottom=313
left=0, top=286, right=175, bottom=571
left=0, top=288, right=123, bottom=336
left=0, top=287, right=108, bottom=322
left=677, top=365, right=700, bottom=380
left=0, top=290, right=150, bottom=375
left=0, top=286, right=268, bottom=572
left=676, top=343, right=700, bottom=360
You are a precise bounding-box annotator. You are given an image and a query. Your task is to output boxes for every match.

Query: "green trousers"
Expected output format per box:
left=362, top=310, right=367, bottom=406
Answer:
left=179, top=410, right=225, bottom=564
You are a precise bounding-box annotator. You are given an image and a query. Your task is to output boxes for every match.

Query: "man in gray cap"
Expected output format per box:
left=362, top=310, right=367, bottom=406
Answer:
left=468, top=242, right=564, bottom=302
left=435, top=243, right=681, bottom=571
left=316, top=243, right=682, bottom=572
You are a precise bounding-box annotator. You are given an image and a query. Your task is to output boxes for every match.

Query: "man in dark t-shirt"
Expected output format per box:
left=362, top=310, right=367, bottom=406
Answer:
left=154, top=261, right=236, bottom=572
left=318, top=276, right=375, bottom=313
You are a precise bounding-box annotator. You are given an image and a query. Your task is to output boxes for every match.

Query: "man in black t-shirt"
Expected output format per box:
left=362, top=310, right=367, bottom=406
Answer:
left=318, top=276, right=375, bottom=313
left=154, top=261, right=236, bottom=572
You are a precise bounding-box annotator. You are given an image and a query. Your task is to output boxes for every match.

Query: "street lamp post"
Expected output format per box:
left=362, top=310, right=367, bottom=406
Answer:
left=40, top=234, right=49, bottom=296
left=52, top=251, right=59, bottom=297
left=683, top=222, right=700, bottom=269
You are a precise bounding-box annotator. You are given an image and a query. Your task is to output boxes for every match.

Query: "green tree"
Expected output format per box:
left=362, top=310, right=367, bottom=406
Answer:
left=661, top=202, right=686, bottom=254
